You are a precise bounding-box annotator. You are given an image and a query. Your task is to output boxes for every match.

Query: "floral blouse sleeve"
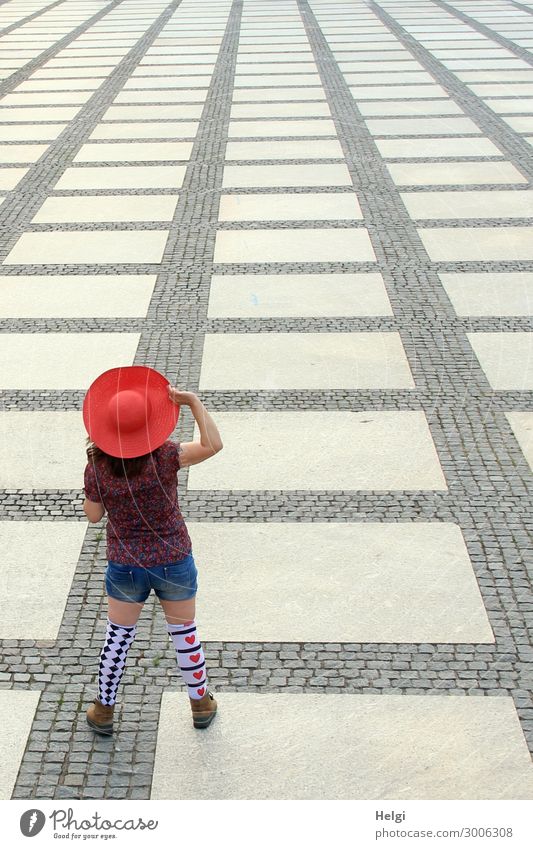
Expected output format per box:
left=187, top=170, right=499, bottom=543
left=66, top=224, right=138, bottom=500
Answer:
left=84, top=462, right=102, bottom=503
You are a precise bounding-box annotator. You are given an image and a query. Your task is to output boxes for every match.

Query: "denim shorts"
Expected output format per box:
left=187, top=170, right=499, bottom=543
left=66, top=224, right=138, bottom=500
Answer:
left=105, top=552, right=198, bottom=603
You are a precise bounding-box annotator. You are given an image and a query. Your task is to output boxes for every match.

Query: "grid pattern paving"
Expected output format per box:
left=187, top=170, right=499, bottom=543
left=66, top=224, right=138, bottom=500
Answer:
left=0, top=0, right=532, bottom=800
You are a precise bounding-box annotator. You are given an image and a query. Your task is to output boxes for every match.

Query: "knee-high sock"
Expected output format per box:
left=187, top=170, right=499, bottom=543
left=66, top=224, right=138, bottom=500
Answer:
left=166, top=619, right=208, bottom=699
left=97, top=618, right=137, bottom=706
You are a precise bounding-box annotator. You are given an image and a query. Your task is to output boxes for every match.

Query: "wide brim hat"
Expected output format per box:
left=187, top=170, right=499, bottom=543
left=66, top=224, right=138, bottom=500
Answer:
left=83, top=366, right=180, bottom=459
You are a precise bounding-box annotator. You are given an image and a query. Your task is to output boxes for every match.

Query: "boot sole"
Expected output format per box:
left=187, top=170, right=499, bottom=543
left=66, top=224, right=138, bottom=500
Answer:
left=192, top=708, right=217, bottom=729
left=86, top=716, right=113, bottom=736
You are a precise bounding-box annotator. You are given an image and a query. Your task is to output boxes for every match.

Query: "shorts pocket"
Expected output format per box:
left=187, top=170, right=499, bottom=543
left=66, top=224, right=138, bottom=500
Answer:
left=162, top=559, right=197, bottom=597
left=106, top=562, right=135, bottom=599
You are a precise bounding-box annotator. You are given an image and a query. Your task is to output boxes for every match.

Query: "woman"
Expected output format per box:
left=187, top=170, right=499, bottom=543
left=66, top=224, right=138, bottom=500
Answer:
left=82, top=365, right=223, bottom=735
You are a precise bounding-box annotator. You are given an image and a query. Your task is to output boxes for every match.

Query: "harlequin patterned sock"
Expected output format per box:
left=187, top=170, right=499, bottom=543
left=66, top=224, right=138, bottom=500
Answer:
left=97, top=618, right=137, bottom=706
left=166, top=619, right=208, bottom=699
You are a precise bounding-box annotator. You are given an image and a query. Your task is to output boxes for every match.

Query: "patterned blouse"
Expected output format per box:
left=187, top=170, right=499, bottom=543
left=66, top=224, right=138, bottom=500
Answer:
left=83, top=440, right=192, bottom=568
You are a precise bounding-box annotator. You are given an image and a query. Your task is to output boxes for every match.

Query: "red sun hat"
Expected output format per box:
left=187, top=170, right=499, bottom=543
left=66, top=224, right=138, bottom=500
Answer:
left=83, top=366, right=180, bottom=459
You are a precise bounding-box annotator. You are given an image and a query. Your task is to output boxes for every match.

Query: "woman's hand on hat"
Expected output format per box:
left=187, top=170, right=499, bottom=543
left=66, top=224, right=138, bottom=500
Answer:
left=167, top=385, right=195, bottom=406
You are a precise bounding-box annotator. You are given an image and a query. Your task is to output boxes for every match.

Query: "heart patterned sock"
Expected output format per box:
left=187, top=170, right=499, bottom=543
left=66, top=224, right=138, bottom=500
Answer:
left=166, top=619, right=208, bottom=699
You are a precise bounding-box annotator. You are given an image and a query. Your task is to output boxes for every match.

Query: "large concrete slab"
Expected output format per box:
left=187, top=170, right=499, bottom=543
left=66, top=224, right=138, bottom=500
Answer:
left=152, top=693, right=533, bottom=799
left=186, top=411, right=447, bottom=490
left=74, top=141, right=193, bottom=161
left=389, top=162, right=526, bottom=186
left=0, top=690, right=42, bottom=800
left=54, top=165, right=186, bottom=189
left=31, top=194, right=179, bottom=222
left=89, top=122, right=199, bottom=139
left=0, top=411, right=89, bottom=488
left=505, top=412, right=533, bottom=474
left=404, top=190, right=533, bottom=219
left=0, top=124, right=66, bottom=141
left=232, top=87, right=325, bottom=101
left=187, top=520, right=494, bottom=642
left=198, top=332, right=414, bottom=389
left=374, top=137, right=503, bottom=158
left=0, top=332, right=140, bottom=389
left=222, top=164, right=351, bottom=187
left=225, top=139, right=344, bottom=159
left=0, top=274, right=157, bottom=317
left=0, top=106, right=82, bottom=121
left=3, top=230, right=169, bottom=265
left=365, top=116, right=482, bottom=135
left=0, top=168, right=29, bottom=190
left=230, top=102, right=330, bottom=118
left=439, top=272, right=533, bottom=316
left=218, top=192, right=362, bottom=220
left=228, top=119, right=337, bottom=137
left=418, top=227, right=533, bottom=261
left=102, top=104, right=204, bottom=119
left=207, top=272, right=393, bottom=317
left=0, top=144, right=48, bottom=163
left=467, top=332, right=533, bottom=390
left=358, top=100, right=463, bottom=116
left=0, top=522, right=88, bottom=640
left=213, top=228, right=376, bottom=263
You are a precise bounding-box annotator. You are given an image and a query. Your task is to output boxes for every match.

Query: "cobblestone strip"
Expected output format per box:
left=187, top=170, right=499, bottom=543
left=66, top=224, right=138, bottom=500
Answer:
left=430, top=0, right=533, bottom=64
left=298, top=0, right=533, bottom=747
left=0, top=0, right=65, bottom=37
left=10, top=0, right=245, bottom=801
left=0, top=0, right=124, bottom=96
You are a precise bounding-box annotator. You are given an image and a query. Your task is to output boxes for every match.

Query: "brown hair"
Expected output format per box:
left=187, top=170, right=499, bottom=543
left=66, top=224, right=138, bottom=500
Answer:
left=85, top=437, right=159, bottom=479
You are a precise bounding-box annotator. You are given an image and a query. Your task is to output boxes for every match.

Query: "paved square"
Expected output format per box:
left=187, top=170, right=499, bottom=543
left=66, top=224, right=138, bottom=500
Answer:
left=222, top=164, right=352, bottom=187
left=467, top=333, right=533, bottom=390
left=228, top=119, right=338, bottom=137
left=388, top=162, right=526, bottom=186
left=404, top=191, right=533, bottom=219
left=3, top=231, right=169, bottom=265
left=374, top=137, right=504, bottom=158
left=186, top=411, right=447, bottom=490
left=218, top=192, right=362, bottom=221
left=438, top=273, right=533, bottom=316
left=54, top=165, right=186, bottom=189
left=198, top=332, right=414, bottom=389
left=505, top=412, right=533, bottom=474
left=365, top=116, right=482, bottom=135
left=225, top=139, right=344, bottom=159
left=89, top=122, right=199, bottom=139
left=0, top=411, right=90, bottom=488
left=0, top=691, right=41, bottom=800
left=418, top=228, right=533, bottom=261
left=31, top=195, right=179, bottom=223
left=74, top=142, right=194, bottom=161
left=0, top=274, right=157, bottom=317
left=214, top=228, right=376, bottom=263
left=185, top=521, right=492, bottom=642
left=0, top=333, right=140, bottom=389
left=152, top=693, right=533, bottom=799
left=0, top=522, right=88, bottom=640
left=207, top=272, right=393, bottom=317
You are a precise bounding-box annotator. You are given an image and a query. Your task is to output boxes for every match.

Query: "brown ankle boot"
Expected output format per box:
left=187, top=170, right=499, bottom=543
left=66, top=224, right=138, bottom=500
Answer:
left=189, top=690, right=217, bottom=729
left=86, top=698, right=115, bottom=735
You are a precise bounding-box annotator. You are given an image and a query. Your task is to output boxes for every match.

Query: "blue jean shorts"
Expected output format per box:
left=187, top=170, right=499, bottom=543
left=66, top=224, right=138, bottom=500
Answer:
left=105, top=552, right=198, bottom=603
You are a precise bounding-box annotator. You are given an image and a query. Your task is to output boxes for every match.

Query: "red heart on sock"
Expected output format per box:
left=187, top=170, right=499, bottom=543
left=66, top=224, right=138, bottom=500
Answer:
left=184, top=621, right=194, bottom=626
left=193, top=671, right=203, bottom=680
left=190, top=653, right=201, bottom=662
left=197, top=688, right=205, bottom=696
left=185, top=635, right=195, bottom=645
